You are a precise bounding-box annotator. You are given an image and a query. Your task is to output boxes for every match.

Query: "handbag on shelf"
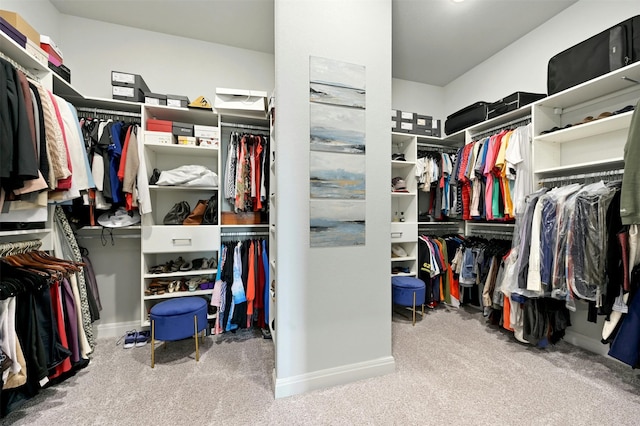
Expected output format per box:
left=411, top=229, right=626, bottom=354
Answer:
left=183, top=200, right=208, bottom=225
left=163, top=201, right=191, bottom=225
left=202, top=193, right=218, bottom=225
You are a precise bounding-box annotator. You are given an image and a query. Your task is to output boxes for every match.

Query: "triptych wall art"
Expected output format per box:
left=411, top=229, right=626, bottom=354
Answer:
left=309, top=56, right=366, bottom=248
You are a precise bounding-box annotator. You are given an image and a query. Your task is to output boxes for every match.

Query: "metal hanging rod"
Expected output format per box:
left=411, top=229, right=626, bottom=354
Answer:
left=467, top=229, right=514, bottom=238
left=221, top=122, right=270, bottom=132
left=471, top=115, right=531, bottom=141
left=0, top=51, right=41, bottom=82
left=417, top=143, right=459, bottom=153
left=76, top=106, right=141, bottom=118
left=538, top=168, right=624, bottom=185
left=220, top=231, right=269, bottom=237
left=0, top=239, right=43, bottom=257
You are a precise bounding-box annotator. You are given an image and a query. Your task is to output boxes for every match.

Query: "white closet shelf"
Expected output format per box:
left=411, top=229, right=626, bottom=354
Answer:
left=74, top=96, right=141, bottom=113
left=52, top=73, right=83, bottom=100
left=143, top=268, right=217, bottom=279
left=144, top=142, right=219, bottom=156
left=391, top=256, right=416, bottom=262
left=390, top=272, right=416, bottom=278
left=143, top=288, right=214, bottom=300
left=534, top=157, right=624, bottom=175
left=145, top=104, right=219, bottom=125
left=0, top=31, right=48, bottom=76
left=391, top=160, right=415, bottom=168
left=391, top=131, right=464, bottom=146
left=535, top=61, right=640, bottom=110
left=148, top=185, right=219, bottom=191
left=534, top=111, right=633, bottom=143
left=0, top=228, right=51, bottom=237
left=391, top=191, right=416, bottom=197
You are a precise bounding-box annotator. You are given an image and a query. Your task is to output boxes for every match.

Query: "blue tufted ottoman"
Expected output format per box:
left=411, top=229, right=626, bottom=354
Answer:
left=392, top=276, right=426, bottom=326
left=150, top=297, right=208, bottom=368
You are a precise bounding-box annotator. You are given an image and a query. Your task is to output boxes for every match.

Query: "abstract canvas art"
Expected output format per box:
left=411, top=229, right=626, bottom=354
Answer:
left=309, top=56, right=365, bottom=109
left=309, top=56, right=366, bottom=247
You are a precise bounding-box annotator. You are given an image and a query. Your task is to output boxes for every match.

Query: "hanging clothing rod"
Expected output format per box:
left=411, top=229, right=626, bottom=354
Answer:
left=221, top=122, right=270, bottom=132
left=0, top=51, right=41, bottom=82
left=466, top=229, right=514, bottom=238
left=220, top=231, right=269, bottom=237
left=471, top=115, right=531, bottom=141
left=538, top=168, right=625, bottom=185
left=0, top=239, right=43, bottom=257
left=416, top=142, right=459, bottom=153
left=76, top=106, right=141, bottom=118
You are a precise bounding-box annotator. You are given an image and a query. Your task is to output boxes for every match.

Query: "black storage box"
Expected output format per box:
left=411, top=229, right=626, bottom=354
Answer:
left=547, top=15, right=640, bottom=95
left=111, top=71, right=150, bottom=91
left=172, top=122, right=194, bottom=137
left=48, top=62, right=71, bottom=83
left=167, top=94, right=190, bottom=108
left=144, top=92, right=167, bottom=106
left=487, top=92, right=546, bottom=120
left=112, top=85, right=145, bottom=102
left=445, top=102, right=488, bottom=135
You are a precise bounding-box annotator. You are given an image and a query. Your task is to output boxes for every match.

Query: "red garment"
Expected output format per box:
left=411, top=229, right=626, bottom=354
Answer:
left=246, top=240, right=256, bottom=320
left=254, top=136, right=263, bottom=211
left=117, top=126, right=132, bottom=181
left=49, top=281, right=72, bottom=379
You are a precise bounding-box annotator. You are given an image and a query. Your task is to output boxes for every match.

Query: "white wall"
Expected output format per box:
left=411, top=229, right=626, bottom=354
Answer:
left=57, top=15, right=274, bottom=101
left=392, top=78, right=445, bottom=122
left=274, top=0, right=394, bottom=397
left=444, top=0, right=640, bottom=116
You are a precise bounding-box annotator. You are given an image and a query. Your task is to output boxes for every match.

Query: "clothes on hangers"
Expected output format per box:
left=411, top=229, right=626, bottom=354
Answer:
left=210, top=237, right=269, bottom=334
left=452, top=123, right=532, bottom=222
left=0, top=58, right=96, bottom=222
left=223, top=132, right=269, bottom=213
left=0, top=248, right=96, bottom=418
left=416, top=150, right=456, bottom=220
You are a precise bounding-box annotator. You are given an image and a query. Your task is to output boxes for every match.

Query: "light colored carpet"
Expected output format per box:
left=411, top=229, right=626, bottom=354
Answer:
left=3, top=306, right=640, bottom=425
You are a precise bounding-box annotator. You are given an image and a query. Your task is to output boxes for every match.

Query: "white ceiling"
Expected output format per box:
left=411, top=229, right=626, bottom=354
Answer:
left=50, top=0, right=577, bottom=87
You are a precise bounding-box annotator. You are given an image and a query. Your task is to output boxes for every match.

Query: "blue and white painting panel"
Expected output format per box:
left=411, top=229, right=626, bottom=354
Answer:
left=310, top=102, right=365, bottom=154
left=310, top=199, right=365, bottom=247
left=310, top=151, right=365, bottom=199
left=309, top=56, right=365, bottom=109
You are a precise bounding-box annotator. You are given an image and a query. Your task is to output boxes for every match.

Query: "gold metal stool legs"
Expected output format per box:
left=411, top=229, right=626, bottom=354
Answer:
left=151, top=320, right=155, bottom=368
left=194, top=315, right=200, bottom=362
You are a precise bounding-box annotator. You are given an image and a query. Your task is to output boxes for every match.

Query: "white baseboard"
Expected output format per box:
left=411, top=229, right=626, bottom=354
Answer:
left=94, top=320, right=141, bottom=340
left=564, top=330, right=609, bottom=357
left=273, top=356, right=396, bottom=398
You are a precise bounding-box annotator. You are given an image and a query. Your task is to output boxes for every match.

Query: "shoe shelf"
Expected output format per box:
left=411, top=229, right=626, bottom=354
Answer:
left=533, top=111, right=633, bottom=144
left=143, top=268, right=218, bottom=279
left=144, top=288, right=214, bottom=300
left=148, top=185, right=219, bottom=191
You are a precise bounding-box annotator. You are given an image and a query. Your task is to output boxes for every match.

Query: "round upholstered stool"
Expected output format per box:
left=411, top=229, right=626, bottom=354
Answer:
left=391, top=276, right=426, bottom=326
left=150, top=297, right=208, bottom=368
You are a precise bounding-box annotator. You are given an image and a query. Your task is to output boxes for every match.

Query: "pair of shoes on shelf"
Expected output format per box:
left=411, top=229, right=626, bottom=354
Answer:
left=199, top=281, right=214, bottom=290
left=168, top=280, right=182, bottom=293
left=119, top=330, right=150, bottom=348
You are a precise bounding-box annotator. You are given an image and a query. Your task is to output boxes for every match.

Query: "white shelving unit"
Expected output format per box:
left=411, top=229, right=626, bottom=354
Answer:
left=391, top=132, right=418, bottom=277
left=531, top=61, right=640, bottom=185
left=139, top=104, right=221, bottom=326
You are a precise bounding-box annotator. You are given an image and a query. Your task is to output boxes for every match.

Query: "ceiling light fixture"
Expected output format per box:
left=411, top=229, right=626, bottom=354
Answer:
left=451, top=0, right=465, bottom=3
